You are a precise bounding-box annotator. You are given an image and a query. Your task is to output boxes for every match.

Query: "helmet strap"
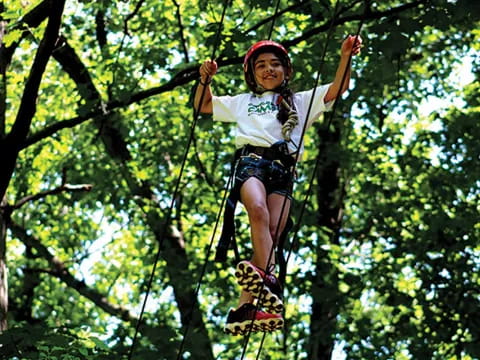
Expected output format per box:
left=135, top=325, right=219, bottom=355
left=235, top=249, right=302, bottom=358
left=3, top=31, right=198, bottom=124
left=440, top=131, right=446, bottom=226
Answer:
left=252, top=79, right=289, bottom=95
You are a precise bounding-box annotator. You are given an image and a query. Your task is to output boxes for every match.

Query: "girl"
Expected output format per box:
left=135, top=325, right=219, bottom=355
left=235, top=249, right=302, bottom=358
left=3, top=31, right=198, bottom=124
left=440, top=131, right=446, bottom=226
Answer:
left=194, top=35, right=362, bottom=335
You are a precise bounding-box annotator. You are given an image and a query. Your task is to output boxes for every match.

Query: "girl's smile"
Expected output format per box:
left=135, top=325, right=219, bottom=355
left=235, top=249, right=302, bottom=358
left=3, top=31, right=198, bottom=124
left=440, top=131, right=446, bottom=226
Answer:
left=254, top=52, right=286, bottom=90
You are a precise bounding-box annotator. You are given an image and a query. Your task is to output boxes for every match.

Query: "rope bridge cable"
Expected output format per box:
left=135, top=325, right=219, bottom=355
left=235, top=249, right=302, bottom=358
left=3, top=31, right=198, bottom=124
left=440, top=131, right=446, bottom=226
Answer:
left=284, top=6, right=365, bottom=280
left=174, top=1, right=235, bottom=359
left=239, top=1, right=367, bottom=358
left=267, top=0, right=282, bottom=41
left=175, top=0, right=287, bottom=357
left=126, top=1, right=231, bottom=358
left=174, top=162, right=235, bottom=360
left=237, top=0, right=315, bottom=357
left=277, top=10, right=365, bottom=359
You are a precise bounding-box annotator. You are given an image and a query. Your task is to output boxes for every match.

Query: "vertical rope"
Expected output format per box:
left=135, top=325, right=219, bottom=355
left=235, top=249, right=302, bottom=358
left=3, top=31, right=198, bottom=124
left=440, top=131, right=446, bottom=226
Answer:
left=175, top=170, right=234, bottom=360
left=285, top=11, right=365, bottom=275
left=238, top=0, right=287, bottom=357
left=267, top=0, right=282, bottom=40
left=240, top=1, right=357, bottom=358
left=281, top=11, right=365, bottom=360
left=126, top=1, right=231, bottom=358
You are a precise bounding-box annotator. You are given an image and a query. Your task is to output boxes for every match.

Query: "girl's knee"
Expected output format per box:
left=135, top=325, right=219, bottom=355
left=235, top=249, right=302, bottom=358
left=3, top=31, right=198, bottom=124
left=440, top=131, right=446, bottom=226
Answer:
left=247, top=202, right=269, bottom=224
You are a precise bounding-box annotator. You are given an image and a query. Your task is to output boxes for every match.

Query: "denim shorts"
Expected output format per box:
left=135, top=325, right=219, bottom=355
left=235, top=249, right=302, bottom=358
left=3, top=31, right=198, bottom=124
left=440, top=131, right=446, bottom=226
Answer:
left=234, top=155, right=294, bottom=199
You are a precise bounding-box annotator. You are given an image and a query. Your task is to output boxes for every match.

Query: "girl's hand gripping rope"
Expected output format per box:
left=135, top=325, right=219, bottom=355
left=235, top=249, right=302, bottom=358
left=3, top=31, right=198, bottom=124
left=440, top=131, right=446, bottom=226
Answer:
left=199, top=60, right=218, bottom=85
left=342, top=35, right=363, bottom=57
left=194, top=60, right=217, bottom=114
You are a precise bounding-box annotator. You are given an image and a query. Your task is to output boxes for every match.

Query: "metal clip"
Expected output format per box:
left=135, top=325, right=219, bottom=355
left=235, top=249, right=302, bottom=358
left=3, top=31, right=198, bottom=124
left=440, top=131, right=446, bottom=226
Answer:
left=247, top=153, right=262, bottom=160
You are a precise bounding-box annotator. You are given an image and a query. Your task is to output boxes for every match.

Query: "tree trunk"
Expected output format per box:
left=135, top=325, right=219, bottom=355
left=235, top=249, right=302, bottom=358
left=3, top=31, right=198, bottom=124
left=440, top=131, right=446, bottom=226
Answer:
left=0, top=196, right=8, bottom=331
left=50, top=40, right=214, bottom=358
left=309, top=117, right=345, bottom=359
left=0, top=1, right=9, bottom=333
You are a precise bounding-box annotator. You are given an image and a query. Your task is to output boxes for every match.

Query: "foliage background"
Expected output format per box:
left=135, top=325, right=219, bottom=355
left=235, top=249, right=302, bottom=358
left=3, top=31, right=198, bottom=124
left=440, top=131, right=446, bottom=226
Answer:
left=0, top=0, right=479, bottom=359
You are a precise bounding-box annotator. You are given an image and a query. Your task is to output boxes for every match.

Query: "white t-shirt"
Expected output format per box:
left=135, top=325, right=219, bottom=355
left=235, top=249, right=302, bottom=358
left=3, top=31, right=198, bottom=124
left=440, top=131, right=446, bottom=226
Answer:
left=212, top=84, right=334, bottom=156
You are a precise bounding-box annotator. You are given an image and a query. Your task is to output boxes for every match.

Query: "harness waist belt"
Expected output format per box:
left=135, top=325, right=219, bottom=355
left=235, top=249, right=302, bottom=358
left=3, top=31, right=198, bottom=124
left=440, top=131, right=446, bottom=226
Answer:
left=241, top=145, right=295, bottom=168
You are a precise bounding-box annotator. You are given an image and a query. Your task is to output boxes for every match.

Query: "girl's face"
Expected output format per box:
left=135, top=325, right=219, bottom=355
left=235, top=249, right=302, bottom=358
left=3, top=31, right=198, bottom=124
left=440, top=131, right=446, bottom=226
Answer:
left=253, top=52, right=286, bottom=90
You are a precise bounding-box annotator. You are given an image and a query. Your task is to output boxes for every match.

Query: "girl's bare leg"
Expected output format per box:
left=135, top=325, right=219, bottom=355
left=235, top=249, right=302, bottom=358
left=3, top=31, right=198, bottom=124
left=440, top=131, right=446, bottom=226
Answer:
left=235, top=178, right=290, bottom=309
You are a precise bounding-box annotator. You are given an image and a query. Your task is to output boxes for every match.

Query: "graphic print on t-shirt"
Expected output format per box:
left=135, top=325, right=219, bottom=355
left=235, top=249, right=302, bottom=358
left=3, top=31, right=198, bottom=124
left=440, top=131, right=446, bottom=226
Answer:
left=247, top=101, right=279, bottom=116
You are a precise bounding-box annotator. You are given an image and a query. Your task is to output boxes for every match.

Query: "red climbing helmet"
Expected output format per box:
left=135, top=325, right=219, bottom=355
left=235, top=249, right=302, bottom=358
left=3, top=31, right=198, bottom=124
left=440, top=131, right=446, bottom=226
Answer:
left=243, top=40, right=292, bottom=93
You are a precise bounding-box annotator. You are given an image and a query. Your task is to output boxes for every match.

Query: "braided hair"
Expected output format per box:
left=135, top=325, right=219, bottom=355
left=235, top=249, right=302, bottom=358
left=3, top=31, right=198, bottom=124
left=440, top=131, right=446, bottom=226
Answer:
left=276, top=85, right=295, bottom=125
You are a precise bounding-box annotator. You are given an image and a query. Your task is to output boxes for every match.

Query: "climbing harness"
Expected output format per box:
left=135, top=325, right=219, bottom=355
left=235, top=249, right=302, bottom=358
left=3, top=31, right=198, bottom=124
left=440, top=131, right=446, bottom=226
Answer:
left=215, top=141, right=295, bottom=263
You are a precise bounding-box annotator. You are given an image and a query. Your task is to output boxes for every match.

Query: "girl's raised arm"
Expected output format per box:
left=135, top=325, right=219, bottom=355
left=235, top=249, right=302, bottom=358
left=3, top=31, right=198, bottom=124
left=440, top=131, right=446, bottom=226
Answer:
left=194, top=60, right=218, bottom=114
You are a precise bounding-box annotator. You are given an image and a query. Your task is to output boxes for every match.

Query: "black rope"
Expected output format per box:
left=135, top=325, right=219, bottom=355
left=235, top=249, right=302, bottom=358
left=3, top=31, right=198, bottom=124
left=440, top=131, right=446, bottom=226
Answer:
left=255, top=332, right=267, bottom=360
left=284, top=5, right=365, bottom=279
left=126, top=1, right=231, bottom=359
left=174, top=1, right=234, bottom=359
left=280, top=8, right=365, bottom=357
left=175, top=164, right=234, bottom=360
left=267, top=0, right=282, bottom=40
left=240, top=0, right=360, bottom=358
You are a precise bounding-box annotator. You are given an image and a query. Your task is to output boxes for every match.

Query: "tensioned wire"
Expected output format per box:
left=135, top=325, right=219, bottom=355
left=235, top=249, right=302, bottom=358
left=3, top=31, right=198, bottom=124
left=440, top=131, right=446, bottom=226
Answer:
left=172, top=0, right=298, bottom=357
left=238, top=1, right=344, bottom=358
left=257, top=8, right=366, bottom=360
left=283, top=20, right=366, bottom=280
left=267, top=0, right=282, bottom=41
left=175, top=0, right=288, bottom=357
left=126, top=0, right=231, bottom=358
left=279, top=27, right=364, bottom=360
left=142, top=2, right=361, bottom=360
left=174, top=0, right=286, bottom=358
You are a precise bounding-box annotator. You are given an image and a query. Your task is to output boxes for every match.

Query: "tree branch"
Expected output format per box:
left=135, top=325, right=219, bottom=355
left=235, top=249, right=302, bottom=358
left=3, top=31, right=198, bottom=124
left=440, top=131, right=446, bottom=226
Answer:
left=0, top=0, right=66, bottom=203
left=52, top=37, right=132, bottom=162
left=95, top=9, right=107, bottom=50
left=9, top=183, right=92, bottom=211
left=283, top=0, right=424, bottom=48
left=19, top=64, right=204, bottom=149
left=20, top=116, right=87, bottom=149
left=8, top=0, right=65, bottom=142
left=172, top=0, right=190, bottom=63
left=20, top=0, right=424, bottom=150
left=242, top=0, right=312, bottom=35
left=0, top=0, right=50, bottom=74
left=52, top=36, right=103, bottom=102
left=123, top=0, right=146, bottom=36
left=10, top=221, right=135, bottom=323
left=8, top=221, right=160, bottom=338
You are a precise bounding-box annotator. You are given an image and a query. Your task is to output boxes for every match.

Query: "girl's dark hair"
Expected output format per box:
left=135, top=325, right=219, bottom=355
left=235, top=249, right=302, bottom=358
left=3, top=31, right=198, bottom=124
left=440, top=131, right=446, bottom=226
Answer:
left=277, top=86, right=295, bottom=125
left=251, top=47, right=295, bottom=125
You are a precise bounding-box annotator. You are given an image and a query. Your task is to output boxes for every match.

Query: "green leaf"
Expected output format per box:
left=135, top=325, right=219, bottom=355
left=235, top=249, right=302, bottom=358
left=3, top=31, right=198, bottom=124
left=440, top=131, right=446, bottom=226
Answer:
left=3, top=29, right=22, bottom=47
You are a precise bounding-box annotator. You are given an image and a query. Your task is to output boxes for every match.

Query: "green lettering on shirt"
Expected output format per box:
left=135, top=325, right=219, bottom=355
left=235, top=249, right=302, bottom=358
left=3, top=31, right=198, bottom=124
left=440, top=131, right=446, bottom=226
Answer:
left=247, top=101, right=279, bottom=116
